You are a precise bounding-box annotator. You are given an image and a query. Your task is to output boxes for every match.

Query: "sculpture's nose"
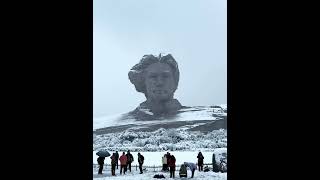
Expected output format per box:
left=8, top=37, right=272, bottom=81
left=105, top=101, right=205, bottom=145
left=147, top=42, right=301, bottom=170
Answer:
left=155, top=76, right=164, bottom=87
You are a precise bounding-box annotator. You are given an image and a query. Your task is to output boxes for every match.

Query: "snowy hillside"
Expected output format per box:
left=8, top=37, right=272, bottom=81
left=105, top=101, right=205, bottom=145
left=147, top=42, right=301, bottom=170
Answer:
left=93, top=105, right=227, bottom=134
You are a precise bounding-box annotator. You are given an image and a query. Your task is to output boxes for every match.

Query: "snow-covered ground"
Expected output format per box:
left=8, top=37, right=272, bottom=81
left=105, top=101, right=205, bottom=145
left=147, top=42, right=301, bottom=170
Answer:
left=93, top=113, right=130, bottom=130
left=219, top=104, right=227, bottom=111
left=93, top=168, right=227, bottom=180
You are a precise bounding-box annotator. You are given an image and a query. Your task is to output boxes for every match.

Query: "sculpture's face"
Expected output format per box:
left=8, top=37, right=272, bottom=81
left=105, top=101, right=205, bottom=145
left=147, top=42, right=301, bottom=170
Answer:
left=144, top=62, right=176, bottom=102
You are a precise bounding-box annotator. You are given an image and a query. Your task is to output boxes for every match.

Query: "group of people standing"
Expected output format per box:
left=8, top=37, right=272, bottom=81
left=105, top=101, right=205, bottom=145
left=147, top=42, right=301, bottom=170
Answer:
left=161, top=152, right=177, bottom=178
left=97, top=150, right=144, bottom=176
left=160, top=151, right=204, bottom=178
left=97, top=151, right=209, bottom=178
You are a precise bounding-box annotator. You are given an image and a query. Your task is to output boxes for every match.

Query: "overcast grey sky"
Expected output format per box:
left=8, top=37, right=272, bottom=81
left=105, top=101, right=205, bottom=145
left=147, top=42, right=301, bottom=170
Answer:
left=94, top=0, right=227, bottom=118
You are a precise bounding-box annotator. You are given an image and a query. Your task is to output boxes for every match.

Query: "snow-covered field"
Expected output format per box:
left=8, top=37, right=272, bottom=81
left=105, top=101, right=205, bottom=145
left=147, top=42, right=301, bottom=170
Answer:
left=93, top=169, right=227, bottom=180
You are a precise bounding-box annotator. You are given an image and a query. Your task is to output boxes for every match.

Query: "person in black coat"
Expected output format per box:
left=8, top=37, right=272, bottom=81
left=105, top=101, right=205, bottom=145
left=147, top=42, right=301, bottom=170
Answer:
left=197, top=151, right=204, bottom=171
left=126, top=150, right=134, bottom=172
left=110, top=153, right=117, bottom=176
left=138, top=152, right=144, bottom=174
left=212, top=154, right=220, bottom=172
left=115, top=151, right=119, bottom=169
left=97, top=156, right=105, bottom=174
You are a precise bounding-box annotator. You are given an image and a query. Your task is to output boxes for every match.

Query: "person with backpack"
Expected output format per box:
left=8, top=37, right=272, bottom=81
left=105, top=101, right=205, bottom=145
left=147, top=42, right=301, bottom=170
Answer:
left=110, top=153, right=117, bottom=176
left=138, top=152, right=144, bottom=174
left=126, top=150, right=134, bottom=172
left=167, top=154, right=176, bottom=178
left=184, top=162, right=197, bottom=178
left=119, top=152, right=127, bottom=175
left=179, top=164, right=187, bottom=177
left=97, top=156, right=105, bottom=174
left=115, top=151, right=119, bottom=169
left=197, top=151, right=204, bottom=171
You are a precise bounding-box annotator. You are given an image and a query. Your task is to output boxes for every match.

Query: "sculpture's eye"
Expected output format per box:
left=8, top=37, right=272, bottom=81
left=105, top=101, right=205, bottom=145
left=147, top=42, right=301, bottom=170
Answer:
left=162, top=74, right=169, bottom=78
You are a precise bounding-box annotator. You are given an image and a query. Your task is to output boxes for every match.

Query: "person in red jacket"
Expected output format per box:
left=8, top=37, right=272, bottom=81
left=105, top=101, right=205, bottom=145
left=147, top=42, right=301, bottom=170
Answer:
left=167, top=154, right=176, bottom=178
left=119, top=152, right=127, bottom=175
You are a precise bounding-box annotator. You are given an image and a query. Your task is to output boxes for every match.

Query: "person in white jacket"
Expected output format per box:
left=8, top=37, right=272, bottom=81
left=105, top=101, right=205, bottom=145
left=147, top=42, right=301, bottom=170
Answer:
left=184, top=162, right=197, bottom=178
left=162, top=154, right=168, bottom=171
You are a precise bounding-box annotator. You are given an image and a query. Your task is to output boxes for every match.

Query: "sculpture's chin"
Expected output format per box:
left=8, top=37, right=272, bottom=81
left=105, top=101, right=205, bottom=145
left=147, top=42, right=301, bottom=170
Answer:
left=149, top=93, right=173, bottom=102
left=157, top=96, right=171, bottom=102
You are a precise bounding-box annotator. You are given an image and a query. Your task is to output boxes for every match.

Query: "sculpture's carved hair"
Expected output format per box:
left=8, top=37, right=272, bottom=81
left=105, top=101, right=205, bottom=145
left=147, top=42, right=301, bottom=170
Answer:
left=128, top=54, right=179, bottom=95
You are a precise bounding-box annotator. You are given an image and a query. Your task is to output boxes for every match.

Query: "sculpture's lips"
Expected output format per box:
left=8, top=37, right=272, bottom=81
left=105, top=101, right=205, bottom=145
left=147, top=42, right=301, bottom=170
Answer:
left=152, top=90, right=168, bottom=94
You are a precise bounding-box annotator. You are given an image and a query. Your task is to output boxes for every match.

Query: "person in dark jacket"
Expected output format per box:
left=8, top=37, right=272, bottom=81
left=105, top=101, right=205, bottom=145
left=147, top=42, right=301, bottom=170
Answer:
left=97, top=156, right=105, bottom=174
left=165, top=152, right=171, bottom=171
left=212, top=154, right=220, bottom=172
left=167, top=154, right=176, bottom=178
left=138, top=152, right=144, bottom=174
left=126, top=150, right=134, bottom=172
left=110, top=153, right=117, bottom=176
left=179, top=164, right=187, bottom=177
left=197, top=151, right=204, bottom=171
left=115, top=151, right=119, bottom=169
